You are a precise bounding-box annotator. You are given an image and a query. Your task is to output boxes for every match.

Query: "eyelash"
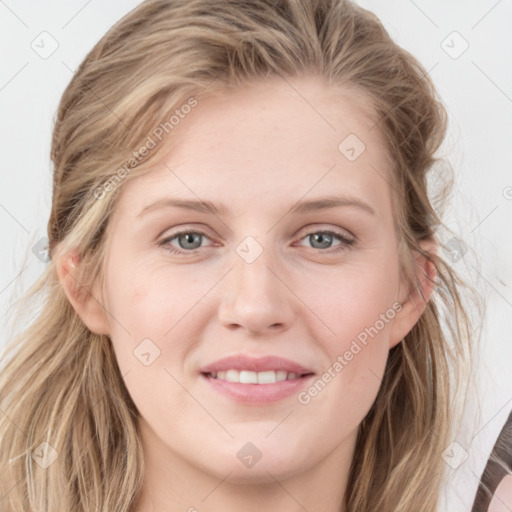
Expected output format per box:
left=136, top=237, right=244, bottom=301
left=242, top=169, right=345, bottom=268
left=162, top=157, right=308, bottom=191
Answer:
left=158, top=227, right=356, bottom=255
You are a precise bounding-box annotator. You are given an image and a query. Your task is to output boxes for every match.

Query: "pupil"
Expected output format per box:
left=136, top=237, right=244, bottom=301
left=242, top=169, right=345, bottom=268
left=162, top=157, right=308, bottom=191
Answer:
left=181, top=233, right=200, bottom=249
left=313, top=233, right=331, bottom=248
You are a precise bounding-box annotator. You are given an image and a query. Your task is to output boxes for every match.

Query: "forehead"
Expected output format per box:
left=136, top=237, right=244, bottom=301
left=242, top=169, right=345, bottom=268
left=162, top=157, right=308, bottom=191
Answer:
left=117, top=75, right=393, bottom=218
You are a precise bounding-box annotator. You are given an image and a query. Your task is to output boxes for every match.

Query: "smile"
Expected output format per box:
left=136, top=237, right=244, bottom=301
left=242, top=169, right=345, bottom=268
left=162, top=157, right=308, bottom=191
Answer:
left=204, top=369, right=311, bottom=384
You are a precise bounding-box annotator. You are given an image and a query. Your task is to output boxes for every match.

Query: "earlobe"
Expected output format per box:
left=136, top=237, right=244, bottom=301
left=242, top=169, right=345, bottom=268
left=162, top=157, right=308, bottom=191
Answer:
left=388, top=239, right=438, bottom=349
left=56, top=249, right=110, bottom=335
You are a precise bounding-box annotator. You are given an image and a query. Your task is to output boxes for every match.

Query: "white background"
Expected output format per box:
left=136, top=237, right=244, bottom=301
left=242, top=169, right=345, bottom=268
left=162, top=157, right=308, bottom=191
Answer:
left=0, top=1, right=511, bottom=510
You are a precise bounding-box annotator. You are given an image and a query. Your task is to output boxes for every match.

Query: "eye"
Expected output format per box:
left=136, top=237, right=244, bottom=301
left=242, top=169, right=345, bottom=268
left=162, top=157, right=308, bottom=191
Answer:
left=296, top=229, right=355, bottom=253
left=158, top=226, right=356, bottom=256
left=158, top=228, right=214, bottom=254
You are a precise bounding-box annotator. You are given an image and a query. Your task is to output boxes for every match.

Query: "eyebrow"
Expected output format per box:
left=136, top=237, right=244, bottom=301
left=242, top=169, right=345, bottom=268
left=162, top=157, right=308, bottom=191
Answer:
left=137, top=195, right=376, bottom=218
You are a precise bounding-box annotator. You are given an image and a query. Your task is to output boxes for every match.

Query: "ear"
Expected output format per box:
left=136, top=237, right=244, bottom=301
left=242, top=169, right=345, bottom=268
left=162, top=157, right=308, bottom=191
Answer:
left=56, top=249, right=110, bottom=335
left=388, top=238, right=437, bottom=349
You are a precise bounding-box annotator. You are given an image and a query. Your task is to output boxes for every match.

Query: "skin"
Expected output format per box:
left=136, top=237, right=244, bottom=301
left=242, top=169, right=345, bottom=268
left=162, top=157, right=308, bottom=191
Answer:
left=58, top=74, right=436, bottom=512
left=489, top=476, right=512, bottom=512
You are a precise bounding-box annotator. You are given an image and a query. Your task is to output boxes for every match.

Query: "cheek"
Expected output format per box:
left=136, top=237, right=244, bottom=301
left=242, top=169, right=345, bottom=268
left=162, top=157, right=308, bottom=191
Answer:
left=103, top=267, right=198, bottom=426
left=313, top=259, right=400, bottom=345
left=105, top=256, right=203, bottom=338
left=103, top=258, right=214, bottom=395
left=301, top=259, right=399, bottom=402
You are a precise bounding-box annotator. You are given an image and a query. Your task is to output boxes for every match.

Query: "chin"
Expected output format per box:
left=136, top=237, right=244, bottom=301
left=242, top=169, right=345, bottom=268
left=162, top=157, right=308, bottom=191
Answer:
left=195, top=437, right=309, bottom=485
left=215, top=460, right=300, bottom=486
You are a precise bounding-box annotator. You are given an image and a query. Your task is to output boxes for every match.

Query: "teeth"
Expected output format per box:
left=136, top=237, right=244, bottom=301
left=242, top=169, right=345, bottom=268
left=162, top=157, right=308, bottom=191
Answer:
left=209, top=369, right=303, bottom=384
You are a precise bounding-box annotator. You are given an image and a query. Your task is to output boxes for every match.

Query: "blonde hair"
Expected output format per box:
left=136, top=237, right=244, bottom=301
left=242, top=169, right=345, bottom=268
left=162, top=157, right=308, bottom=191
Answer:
left=0, top=0, right=482, bottom=510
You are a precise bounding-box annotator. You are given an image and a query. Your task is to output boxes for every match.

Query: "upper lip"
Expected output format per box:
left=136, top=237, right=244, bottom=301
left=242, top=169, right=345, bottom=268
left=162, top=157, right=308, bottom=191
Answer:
left=200, top=355, right=315, bottom=375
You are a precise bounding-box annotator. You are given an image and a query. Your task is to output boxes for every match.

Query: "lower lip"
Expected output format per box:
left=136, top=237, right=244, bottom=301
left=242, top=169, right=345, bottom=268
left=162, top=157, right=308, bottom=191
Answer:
left=201, top=373, right=315, bottom=405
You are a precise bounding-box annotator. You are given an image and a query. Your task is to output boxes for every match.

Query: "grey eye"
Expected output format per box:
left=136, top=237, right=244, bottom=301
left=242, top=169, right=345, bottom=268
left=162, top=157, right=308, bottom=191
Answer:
left=176, top=232, right=203, bottom=250
left=308, top=232, right=335, bottom=249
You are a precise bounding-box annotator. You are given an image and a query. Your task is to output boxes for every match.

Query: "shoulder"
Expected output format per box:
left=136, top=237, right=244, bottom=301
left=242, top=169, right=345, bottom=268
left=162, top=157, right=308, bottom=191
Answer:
left=488, top=474, right=512, bottom=512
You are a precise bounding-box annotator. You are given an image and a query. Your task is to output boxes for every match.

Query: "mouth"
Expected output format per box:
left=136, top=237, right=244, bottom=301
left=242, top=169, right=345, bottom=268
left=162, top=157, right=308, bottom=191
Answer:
left=201, top=369, right=315, bottom=384
left=199, top=354, right=316, bottom=404
left=200, top=369, right=316, bottom=405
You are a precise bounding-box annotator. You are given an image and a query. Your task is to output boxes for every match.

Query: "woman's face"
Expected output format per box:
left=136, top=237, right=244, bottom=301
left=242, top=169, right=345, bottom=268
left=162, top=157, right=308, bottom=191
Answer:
left=69, top=75, right=430, bottom=487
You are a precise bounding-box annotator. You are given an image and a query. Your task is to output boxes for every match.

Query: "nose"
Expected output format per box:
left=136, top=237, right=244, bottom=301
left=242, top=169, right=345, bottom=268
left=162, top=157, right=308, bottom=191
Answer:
left=217, top=245, right=296, bottom=336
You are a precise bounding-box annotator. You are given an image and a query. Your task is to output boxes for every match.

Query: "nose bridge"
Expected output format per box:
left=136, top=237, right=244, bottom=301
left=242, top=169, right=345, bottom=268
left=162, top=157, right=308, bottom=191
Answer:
left=217, top=235, right=295, bottom=334
left=234, top=236, right=278, bottom=294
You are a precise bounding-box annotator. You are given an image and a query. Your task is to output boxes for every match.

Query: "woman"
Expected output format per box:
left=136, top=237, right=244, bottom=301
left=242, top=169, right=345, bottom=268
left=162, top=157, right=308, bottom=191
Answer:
left=0, top=0, right=480, bottom=510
